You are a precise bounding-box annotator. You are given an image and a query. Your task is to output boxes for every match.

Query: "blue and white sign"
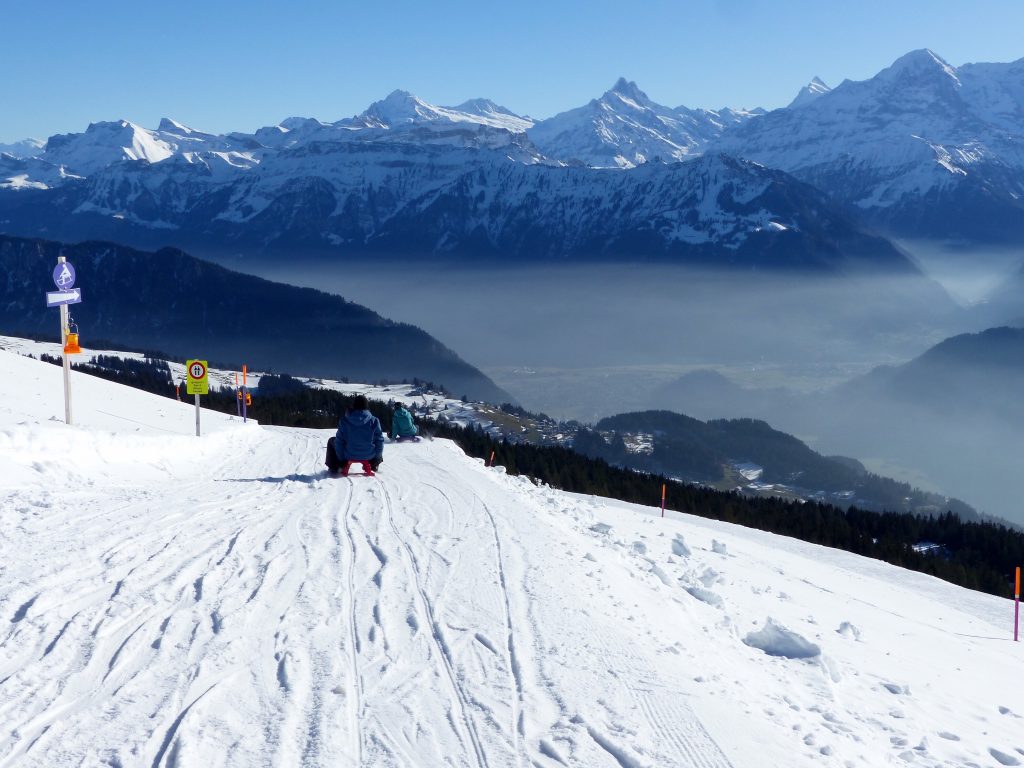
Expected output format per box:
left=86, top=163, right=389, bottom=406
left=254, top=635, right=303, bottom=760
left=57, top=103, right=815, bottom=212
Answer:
left=53, top=262, right=76, bottom=290
left=46, top=288, right=82, bottom=308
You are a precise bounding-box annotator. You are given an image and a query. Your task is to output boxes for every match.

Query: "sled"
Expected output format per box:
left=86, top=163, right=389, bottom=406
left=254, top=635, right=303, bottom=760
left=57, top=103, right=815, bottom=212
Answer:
left=329, top=460, right=375, bottom=477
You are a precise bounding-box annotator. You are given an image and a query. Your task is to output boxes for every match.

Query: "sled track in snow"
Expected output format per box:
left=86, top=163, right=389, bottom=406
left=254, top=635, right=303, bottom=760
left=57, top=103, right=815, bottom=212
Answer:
left=415, top=454, right=531, bottom=767
left=476, top=495, right=528, bottom=768
left=379, top=480, right=490, bottom=768
left=338, top=482, right=365, bottom=766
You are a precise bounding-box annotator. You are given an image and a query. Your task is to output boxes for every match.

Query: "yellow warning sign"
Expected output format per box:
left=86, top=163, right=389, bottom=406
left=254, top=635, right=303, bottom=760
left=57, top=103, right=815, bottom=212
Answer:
left=186, top=359, right=209, bottom=395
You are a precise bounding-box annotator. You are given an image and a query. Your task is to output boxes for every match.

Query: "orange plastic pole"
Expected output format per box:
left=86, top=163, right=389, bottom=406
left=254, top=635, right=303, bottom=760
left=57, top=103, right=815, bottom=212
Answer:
left=242, top=365, right=248, bottom=423
left=661, top=483, right=667, bottom=518
left=1015, top=566, right=1020, bottom=642
left=489, top=450, right=495, bottom=467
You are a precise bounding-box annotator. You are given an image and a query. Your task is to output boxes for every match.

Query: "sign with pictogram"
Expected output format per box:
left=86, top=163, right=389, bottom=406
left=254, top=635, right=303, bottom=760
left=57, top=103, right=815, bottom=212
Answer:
left=186, top=360, right=209, bottom=395
left=53, top=262, right=76, bottom=290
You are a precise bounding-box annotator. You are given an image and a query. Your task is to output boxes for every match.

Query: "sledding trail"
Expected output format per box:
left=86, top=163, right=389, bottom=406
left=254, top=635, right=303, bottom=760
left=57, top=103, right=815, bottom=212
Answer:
left=403, top=451, right=537, bottom=768
left=380, top=480, right=489, bottom=767
left=6, top=348, right=1024, bottom=768
left=338, top=483, right=365, bottom=767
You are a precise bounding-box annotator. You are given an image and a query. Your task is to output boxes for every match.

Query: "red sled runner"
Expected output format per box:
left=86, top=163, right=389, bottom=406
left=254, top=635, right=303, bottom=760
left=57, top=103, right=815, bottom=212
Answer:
left=341, top=460, right=375, bottom=477
left=325, top=437, right=380, bottom=477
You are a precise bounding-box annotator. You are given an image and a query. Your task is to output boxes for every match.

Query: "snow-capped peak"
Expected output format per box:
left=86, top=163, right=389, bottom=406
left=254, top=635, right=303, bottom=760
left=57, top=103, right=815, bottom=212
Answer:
left=788, top=76, right=832, bottom=109
left=42, top=120, right=176, bottom=175
left=157, top=118, right=196, bottom=134
left=351, top=90, right=533, bottom=133
left=279, top=116, right=331, bottom=131
left=878, top=48, right=961, bottom=87
left=358, top=90, right=441, bottom=127
left=449, top=99, right=534, bottom=132
left=606, top=77, right=650, bottom=106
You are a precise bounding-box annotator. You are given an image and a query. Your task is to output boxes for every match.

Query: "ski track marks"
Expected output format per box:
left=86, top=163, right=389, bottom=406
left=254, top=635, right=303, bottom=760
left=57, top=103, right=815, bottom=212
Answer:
left=11, top=421, right=996, bottom=767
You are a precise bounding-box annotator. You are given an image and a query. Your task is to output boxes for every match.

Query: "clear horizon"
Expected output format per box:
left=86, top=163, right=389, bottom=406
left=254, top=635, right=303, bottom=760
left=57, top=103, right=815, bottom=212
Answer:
left=2, top=0, right=1023, bottom=143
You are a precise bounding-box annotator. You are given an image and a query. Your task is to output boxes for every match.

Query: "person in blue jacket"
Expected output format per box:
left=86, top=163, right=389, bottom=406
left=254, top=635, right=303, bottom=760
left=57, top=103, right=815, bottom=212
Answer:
left=326, top=395, right=383, bottom=474
left=391, top=402, right=419, bottom=441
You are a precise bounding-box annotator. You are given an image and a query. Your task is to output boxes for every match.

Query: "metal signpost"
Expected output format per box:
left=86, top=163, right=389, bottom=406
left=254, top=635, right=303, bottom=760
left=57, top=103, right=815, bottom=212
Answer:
left=186, top=360, right=209, bottom=436
left=47, top=257, right=83, bottom=425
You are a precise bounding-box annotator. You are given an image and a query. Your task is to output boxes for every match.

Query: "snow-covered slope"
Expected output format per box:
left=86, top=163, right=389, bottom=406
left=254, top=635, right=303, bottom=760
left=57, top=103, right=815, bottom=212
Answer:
left=0, top=139, right=45, bottom=159
left=2, top=346, right=1023, bottom=767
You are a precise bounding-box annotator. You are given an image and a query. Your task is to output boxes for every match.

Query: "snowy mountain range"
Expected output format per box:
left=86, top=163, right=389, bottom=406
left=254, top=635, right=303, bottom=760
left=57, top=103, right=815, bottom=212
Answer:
left=2, top=48, right=1023, bottom=257
left=715, top=50, right=1024, bottom=241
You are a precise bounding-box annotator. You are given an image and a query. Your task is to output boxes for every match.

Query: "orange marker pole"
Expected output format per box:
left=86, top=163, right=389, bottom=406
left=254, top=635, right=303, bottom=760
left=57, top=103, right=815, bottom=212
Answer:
left=175, top=384, right=180, bottom=401
left=1015, top=566, right=1020, bottom=642
left=661, top=483, right=667, bottom=518
left=242, top=365, right=248, bottom=423
left=489, top=450, right=495, bottom=467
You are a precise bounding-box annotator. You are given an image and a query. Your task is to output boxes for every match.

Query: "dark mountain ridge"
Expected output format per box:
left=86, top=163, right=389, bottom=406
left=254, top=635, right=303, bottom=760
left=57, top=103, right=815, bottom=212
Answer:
left=0, top=235, right=508, bottom=402
left=581, top=410, right=979, bottom=520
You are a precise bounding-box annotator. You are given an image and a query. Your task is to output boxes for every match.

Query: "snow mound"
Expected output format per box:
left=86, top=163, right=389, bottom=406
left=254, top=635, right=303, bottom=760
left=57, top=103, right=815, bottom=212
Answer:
left=671, top=533, right=691, bottom=557
left=743, top=618, right=821, bottom=659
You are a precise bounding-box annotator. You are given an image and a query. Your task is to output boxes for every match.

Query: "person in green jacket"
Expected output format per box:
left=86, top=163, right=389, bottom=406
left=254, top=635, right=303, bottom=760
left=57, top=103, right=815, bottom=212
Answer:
left=391, top=402, right=419, bottom=441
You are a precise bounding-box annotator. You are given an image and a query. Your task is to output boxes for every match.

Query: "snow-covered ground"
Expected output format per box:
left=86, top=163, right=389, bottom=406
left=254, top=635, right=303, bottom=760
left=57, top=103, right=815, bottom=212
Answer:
left=2, top=346, right=1023, bottom=768
left=0, top=335, right=494, bottom=435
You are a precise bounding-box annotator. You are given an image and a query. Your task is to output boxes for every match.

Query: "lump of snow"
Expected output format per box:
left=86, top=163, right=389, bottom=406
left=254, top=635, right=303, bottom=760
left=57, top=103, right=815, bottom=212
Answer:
left=698, top=568, right=721, bottom=588
left=743, top=618, right=821, bottom=659
left=671, top=534, right=691, bottom=557
left=590, top=523, right=612, bottom=535
left=989, top=748, right=1021, bottom=766
left=685, top=585, right=724, bottom=608
left=711, top=539, right=728, bottom=555
left=836, top=621, right=862, bottom=640
left=650, top=564, right=675, bottom=587
left=882, top=682, right=910, bottom=695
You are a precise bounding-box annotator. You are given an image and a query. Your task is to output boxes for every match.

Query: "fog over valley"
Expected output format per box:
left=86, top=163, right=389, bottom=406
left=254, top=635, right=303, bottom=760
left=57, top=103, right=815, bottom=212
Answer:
left=243, top=243, right=1024, bottom=525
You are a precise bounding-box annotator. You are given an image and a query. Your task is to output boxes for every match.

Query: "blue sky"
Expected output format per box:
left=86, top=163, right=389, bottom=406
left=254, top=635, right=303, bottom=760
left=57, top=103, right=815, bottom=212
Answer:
left=2, top=0, right=1023, bottom=142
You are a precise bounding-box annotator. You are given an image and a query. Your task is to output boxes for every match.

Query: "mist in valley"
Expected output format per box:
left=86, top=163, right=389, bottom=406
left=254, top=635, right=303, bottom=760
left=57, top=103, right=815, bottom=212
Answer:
left=240, top=244, right=1024, bottom=524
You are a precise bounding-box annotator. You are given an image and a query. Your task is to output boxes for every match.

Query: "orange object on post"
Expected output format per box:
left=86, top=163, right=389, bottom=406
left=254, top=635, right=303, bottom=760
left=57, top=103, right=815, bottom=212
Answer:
left=63, top=327, right=82, bottom=355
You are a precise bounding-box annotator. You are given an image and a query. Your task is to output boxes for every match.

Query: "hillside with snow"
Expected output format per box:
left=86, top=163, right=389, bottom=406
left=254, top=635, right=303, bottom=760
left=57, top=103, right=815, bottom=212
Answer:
left=2, top=346, right=1023, bottom=767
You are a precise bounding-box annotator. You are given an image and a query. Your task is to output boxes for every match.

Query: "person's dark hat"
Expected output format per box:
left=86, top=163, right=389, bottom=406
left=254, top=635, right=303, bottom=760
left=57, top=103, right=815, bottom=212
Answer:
left=352, top=394, right=369, bottom=410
